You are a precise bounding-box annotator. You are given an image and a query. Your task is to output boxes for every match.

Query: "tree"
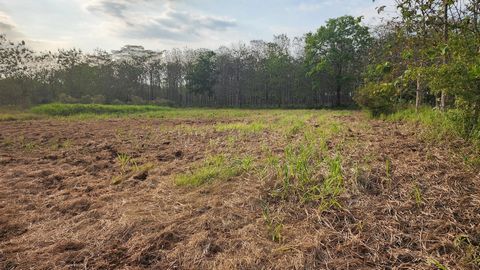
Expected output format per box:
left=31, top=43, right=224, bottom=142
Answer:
left=186, top=50, right=217, bottom=96
left=305, top=16, right=372, bottom=106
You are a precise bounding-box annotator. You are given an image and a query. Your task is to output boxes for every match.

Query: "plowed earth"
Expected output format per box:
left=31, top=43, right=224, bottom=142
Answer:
left=0, top=111, right=479, bottom=269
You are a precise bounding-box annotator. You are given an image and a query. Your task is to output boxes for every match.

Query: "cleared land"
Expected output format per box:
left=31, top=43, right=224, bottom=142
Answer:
left=0, top=107, right=479, bottom=269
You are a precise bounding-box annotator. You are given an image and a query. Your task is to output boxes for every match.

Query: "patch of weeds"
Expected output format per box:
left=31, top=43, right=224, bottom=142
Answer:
left=226, top=135, right=238, bottom=148
left=285, top=119, right=306, bottom=137
left=273, top=142, right=321, bottom=202
left=454, top=235, right=480, bottom=267
left=262, top=203, right=283, bottom=243
left=270, top=139, right=344, bottom=209
left=176, top=124, right=210, bottom=136
left=17, top=136, right=37, bottom=151
left=318, top=156, right=344, bottom=212
left=112, top=153, right=153, bottom=185
left=175, top=154, right=253, bottom=187
left=50, top=138, right=73, bottom=150
left=215, top=121, right=265, bottom=134
left=267, top=113, right=346, bottom=211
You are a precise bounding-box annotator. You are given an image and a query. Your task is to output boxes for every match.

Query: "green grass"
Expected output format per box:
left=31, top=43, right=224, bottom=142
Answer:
left=215, top=121, right=266, bottom=133
left=385, top=107, right=480, bottom=166
left=175, top=154, right=253, bottom=187
left=385, top=107, right=459, bottom=142
left=268, top=113, right=347, bottom=209
left=0, top=112, right=42, bottom=121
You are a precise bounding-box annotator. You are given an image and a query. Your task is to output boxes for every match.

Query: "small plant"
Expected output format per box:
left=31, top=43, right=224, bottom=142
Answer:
left=454, top=235, right=480, bottom=267
left=17, top=136, right=37, bottom=151
left=384, top=158, right=392, bottom=188
left=385, top=158, right=391, bottom=178
left=117, top=153, right=134, bottom=173
left=112, top=154, right=153, bottom=185
left=50, top=138, right=73, bottom=150
left=427, top=258, right=449, bottom=270
left=262, top=204, right=283, bottom=243
left=411, top=184, right=423, bottom=207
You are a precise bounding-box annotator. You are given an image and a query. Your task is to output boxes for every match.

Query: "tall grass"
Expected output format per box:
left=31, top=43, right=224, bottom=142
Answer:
left=30, top=103, right=171, bottom=116
left=386, top=107, right=480, bottom=146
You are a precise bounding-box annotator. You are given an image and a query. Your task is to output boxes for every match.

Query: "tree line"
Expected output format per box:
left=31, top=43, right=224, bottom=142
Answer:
left=1, top=0, right=479, bottom=132
left=0, top=17, right=371, bottom=108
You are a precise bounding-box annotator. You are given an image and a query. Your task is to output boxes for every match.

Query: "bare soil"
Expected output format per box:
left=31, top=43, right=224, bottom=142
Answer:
left=0, top=113, right=479, bottom=269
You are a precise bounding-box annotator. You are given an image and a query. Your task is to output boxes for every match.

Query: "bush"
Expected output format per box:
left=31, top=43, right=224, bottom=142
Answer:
left=91, top=95, right=106, bottom=104
left=354, top=82, right=397, bottom=116
left=129, top=96, right=146, bottom=105
left=57, top=93, right=78, bottom=104
left=111, top=99, right=124, bottom=105
left=149, top=98, right=176, bottom=107
left=79, top=95, right=93, bottom=104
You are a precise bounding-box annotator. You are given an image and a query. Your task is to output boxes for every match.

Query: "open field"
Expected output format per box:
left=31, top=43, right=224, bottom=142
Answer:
left=1, top=106, right=480, bottom=269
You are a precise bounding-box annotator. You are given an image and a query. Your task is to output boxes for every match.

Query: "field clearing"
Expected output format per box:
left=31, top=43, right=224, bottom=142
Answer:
left=1, top=107, right=479, bottom=269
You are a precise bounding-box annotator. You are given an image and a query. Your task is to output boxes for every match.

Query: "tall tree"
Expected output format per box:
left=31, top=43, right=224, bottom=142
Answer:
left=185, top=50, right=217, bottom=96
left=305, top=16, right=372, bottom=106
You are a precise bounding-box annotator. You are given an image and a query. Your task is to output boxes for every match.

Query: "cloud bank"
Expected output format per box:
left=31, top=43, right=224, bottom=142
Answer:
left=86, top=0, right=237, bottom=42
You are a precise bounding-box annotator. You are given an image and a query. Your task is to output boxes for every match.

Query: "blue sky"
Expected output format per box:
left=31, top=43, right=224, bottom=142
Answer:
left=0, top=0, right=396, bottom=52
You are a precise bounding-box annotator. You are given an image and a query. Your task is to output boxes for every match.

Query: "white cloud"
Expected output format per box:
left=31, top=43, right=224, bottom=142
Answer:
left=0, top=10, right=22, bottom=39
left=85, top=0, right=237, bottom=42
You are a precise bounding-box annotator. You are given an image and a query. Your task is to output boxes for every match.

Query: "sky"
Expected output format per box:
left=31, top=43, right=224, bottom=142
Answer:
left=0, top=0, right=396, bottom=52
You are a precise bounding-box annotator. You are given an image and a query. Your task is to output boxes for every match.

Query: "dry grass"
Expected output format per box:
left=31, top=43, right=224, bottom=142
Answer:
left=0, top=110, right=479, bottom=269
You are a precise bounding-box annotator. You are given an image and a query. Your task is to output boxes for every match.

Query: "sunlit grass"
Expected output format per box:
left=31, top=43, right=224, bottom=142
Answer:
left=175, top=154, right=253, bottom=187
left=215, top=121, right=266, bottom=133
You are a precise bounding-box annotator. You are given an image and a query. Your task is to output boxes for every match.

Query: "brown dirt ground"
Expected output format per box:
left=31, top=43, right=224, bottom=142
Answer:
left=0, top=112, right=479, bottom=270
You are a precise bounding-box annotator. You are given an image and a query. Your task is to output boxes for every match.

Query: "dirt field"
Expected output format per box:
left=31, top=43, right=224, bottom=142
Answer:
left=1, top=110, right=479, bottom=269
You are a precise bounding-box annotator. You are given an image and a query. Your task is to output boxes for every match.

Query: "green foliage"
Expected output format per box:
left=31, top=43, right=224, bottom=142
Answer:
left=185, top=50, right=217, bottom=96
left=354, top=82, right=397, bottom=116
left=305, top=15, right=372, bottom=106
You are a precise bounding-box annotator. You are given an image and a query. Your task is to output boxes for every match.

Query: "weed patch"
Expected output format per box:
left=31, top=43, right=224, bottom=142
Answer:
left=175, top=154, right=253, bottom=187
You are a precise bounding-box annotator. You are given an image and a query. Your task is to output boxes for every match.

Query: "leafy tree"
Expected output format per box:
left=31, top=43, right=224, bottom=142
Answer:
left=305, top=16, right=372, bottom=106
left=186, top=50, right=217, bottom=96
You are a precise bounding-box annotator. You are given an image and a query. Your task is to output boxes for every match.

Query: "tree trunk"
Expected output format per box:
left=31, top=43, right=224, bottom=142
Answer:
left=415, top=76, right=423, bottom=112
left=336, top=83, right=341, bottom=107
left=440, top=0, right=449, bottom=111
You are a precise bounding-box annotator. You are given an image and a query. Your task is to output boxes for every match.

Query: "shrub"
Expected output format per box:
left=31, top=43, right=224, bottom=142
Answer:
left=130, top=96, right=146, bottom=105
left=149, top=98, right=175, bottom=107
left=57, top=93, right=78, bottom=104
left=354, top=82, right=397, bottom=116
left=91, top=95, right=106, bottom=104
